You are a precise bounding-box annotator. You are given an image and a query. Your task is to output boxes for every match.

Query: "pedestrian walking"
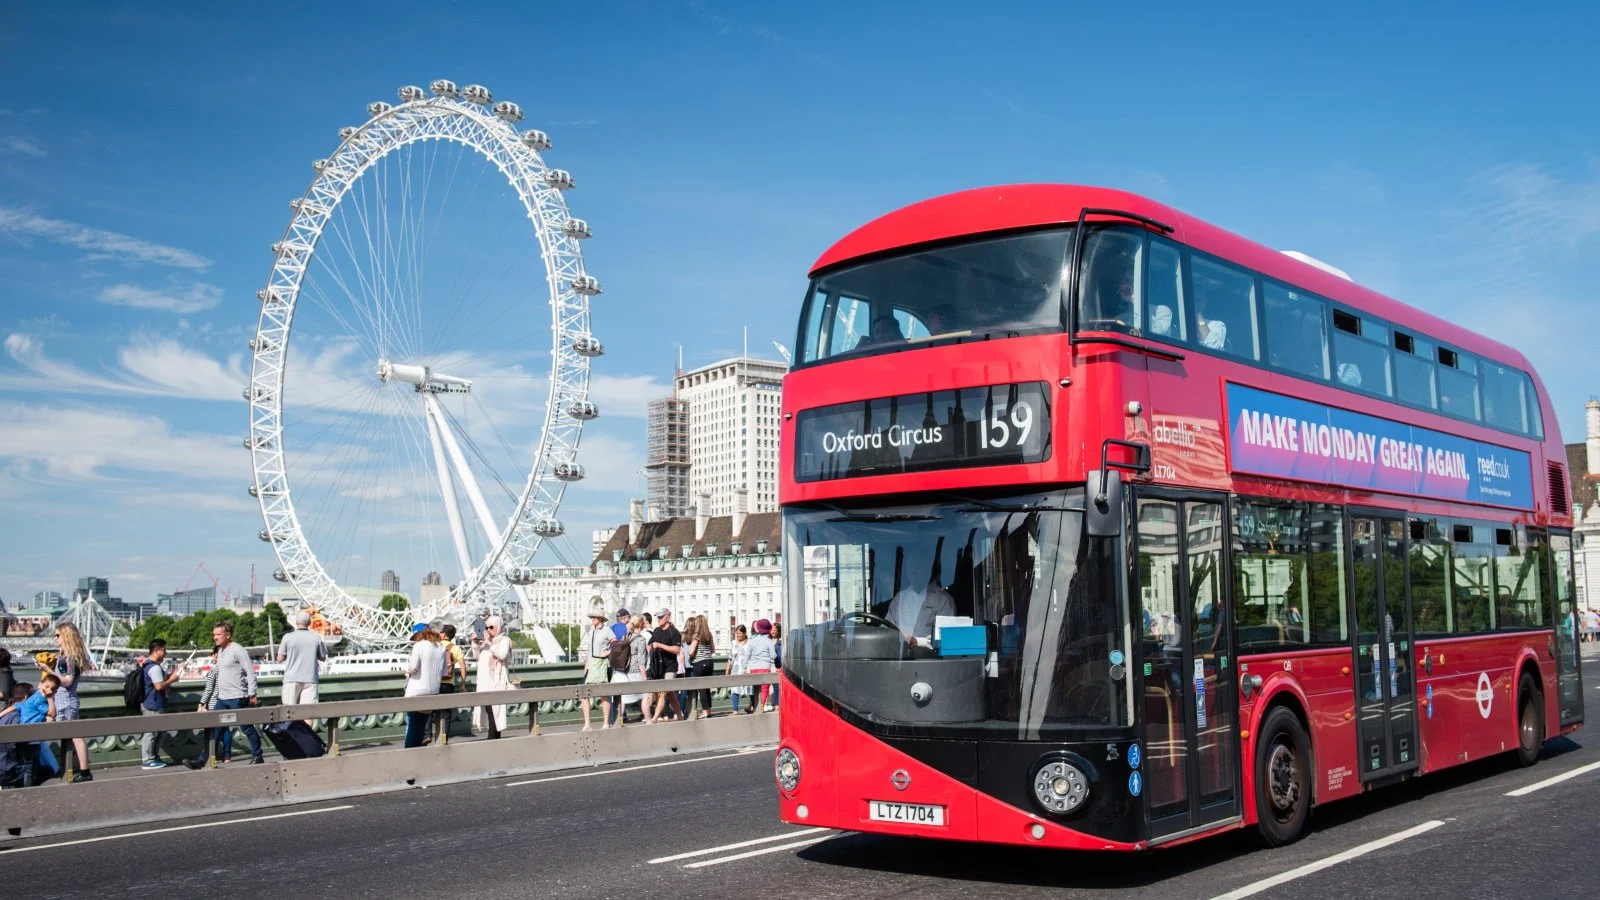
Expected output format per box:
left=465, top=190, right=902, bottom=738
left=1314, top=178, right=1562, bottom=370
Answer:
left=580, top=600, right=615, bottom=731
left=622, top=614, right=649, bottom=724
left=432, top=623, right=467, bottom=743
left=748, top=619, right=777, bottom=713
left=277, top=611, right=327, bottom=706
left=138, top=639, right=182, bottom=769
left=472, top=614, right=512, bottom=738
left=685, top=615, right=716, bottom=719
left=183, top=649, right=224, bottom=769
left=43, top=623, right=94, bottom=781
left=727, top=624, right=751, bottom=714
left=0, top=647, right=15, bottom=702
left=404, top=624, right=445, bottom=748
left=769, top=622, right=783, bottom=712
left=209, top=621, right=264, bottom=764
left=645, top=608, right=683, bottom=724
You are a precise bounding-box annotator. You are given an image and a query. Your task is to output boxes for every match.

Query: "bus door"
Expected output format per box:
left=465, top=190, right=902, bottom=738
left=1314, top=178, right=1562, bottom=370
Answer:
left=1135, top=491, right=1240, bottom=840
left=1350, top=514, right=1419, bottom=780
left=1550, top=531, right=1583, bottom=727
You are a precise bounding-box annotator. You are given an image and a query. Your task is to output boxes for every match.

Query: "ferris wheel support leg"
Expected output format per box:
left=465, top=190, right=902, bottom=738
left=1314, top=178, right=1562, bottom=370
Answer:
left=424, top=392, right=503, bottom=550
left=424, top=395, right=476, bottom=582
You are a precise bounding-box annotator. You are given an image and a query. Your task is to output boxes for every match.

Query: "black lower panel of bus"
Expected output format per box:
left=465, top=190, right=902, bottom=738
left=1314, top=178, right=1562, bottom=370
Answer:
left=883, top=736, right=1145, bottom=844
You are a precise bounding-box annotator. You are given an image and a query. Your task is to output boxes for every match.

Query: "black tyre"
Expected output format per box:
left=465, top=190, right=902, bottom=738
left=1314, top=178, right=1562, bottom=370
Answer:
left=1514, top=675, right=1543, bottom=768
left=1255, top=706, right=1311, bottom=846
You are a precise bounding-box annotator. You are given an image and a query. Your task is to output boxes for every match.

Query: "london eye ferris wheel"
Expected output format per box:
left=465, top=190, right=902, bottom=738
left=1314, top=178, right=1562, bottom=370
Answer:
left=245, top=80, right=603, bottom=646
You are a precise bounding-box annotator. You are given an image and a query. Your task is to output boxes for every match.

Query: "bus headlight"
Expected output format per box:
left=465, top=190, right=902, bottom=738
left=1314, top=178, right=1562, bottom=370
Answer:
left=1032, top=758, right=1089, bottom=815
left=776, top=748, right=801, bottom=793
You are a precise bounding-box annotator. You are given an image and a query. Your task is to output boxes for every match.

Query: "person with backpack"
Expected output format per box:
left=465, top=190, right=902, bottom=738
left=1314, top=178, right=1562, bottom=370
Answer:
left=579, top=601, right=614, bottom=732
left=605, top=615, right=635, bottom=727
left=134, top=639, right=182, bottom=769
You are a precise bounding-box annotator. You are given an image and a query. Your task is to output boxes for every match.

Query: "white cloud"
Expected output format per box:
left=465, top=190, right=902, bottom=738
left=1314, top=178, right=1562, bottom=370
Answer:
left=0, top=402, right=241, bottom=481
left=568, top=432, right=645, bottom=494
left=98, top=282, right=222, bottom=313
left=117, top=336, right=246, bottom=400
left=586, top=374, right=671, bottom=419
left=0, top=206, right=211, bottom=269
left=2, top=136, right=45, bottom=157
left=0, top=332, right=246, bottom=400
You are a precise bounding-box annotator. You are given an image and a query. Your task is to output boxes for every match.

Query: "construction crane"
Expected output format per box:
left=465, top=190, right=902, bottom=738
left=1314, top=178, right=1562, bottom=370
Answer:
left=178, top=562, right=233, bottom=606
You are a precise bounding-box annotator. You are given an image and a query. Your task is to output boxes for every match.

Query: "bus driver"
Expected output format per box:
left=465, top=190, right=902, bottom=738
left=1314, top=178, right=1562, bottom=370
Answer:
left=885, top=578, right=956, bottom=649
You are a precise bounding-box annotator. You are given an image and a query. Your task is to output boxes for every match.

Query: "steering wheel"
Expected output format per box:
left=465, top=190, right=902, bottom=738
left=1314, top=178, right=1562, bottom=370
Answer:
left=839, top=611, right=896, bottom=630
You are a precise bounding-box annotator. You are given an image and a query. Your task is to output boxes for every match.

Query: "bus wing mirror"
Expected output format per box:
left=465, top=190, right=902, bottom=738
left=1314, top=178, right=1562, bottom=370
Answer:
left=1087, top=469, right=1123, bottom=537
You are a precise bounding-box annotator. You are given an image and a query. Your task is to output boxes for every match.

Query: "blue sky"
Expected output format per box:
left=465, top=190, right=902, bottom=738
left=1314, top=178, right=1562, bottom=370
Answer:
left=1, top=1, right=1596, bottom=606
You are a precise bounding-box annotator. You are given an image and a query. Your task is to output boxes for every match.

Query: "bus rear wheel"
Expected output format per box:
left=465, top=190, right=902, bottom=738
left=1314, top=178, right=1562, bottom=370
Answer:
left=1254, top=706, right=1311, bottom=846
left=1514, top=676, right=1543, bottom=768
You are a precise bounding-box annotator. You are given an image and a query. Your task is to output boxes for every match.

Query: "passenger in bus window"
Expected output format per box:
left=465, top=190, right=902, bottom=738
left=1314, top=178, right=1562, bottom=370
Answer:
left=1149, top=304, right=1174, bottom=337
left=854, top=314, right=906, bottom=351
left=1337, top=363, right=1363, bottom=388
left=1196, top=292, right=1228, bottom=351
left=924, top=303, right=959, bottom=337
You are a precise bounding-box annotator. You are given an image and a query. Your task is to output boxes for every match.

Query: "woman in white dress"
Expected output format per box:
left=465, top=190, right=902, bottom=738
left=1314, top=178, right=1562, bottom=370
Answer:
left=471, top=615, right=512, bottom=738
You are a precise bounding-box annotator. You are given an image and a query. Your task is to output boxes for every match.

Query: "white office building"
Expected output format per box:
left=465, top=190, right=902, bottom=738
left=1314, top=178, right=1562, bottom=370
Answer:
left=584, top=497, right=783, bottom=649
left=676, top=356, right=787, bottom=517
left=516, top=566, right=588, bottom=626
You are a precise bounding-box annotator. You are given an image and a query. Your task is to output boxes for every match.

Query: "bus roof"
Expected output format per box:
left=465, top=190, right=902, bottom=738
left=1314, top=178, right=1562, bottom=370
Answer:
left=809, top=184, right=1531, bottom=373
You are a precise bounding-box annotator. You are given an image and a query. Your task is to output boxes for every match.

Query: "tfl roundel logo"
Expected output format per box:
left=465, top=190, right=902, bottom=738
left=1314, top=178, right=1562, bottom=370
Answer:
left=890, top=769, right=912, bottom=791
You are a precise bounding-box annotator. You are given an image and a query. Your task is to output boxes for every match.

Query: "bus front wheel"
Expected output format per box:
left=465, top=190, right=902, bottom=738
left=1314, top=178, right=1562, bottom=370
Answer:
left=1514, top=676, right=1543, bottom=768
left=1254, top=706, right=1311, bottom=846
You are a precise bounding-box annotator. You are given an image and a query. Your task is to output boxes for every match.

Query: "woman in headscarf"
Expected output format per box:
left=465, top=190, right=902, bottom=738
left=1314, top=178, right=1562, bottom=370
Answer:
left=471, top=615, right=512, bottom=738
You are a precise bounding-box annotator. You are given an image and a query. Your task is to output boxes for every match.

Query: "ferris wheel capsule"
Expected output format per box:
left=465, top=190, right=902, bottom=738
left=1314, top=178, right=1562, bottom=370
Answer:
left=571, top=335, right=604, bottom=357
left=429, top=79, right=459, bottom=99
left=398, top=85, right=427, bottom=103
left=553, top=462, right=585, bottom=482
left=570, top=274, right=602, bottom=296
left=367, top=101, right=393, bottom=117
left=462, top=84, right=492, bottom=105
left=339, top=126, right=358, bottom=140
left=272, top=568, right=290, bottom=583
left=506, top=566, right=536, bottom=586
left=566, top=401, right=599, bottom=421
left=259, top=528, right=278, bottom=543
left=543, top=169, right=574, bottom=190
left=562, top=218, right=591, bottom=239
left=520, top=130, right=551, bottom=151
left=244, top=435, right=272, bottom=450
left=492, top=101, right=523, bottom=122
left=532, top=517, right=565, bottom=537
left=312, top=159, right=329, bottom=172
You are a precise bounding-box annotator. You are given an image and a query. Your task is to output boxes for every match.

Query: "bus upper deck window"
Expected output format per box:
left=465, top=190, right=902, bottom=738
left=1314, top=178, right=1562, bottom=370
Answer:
left=1078, top=228, right=1144, bottom=335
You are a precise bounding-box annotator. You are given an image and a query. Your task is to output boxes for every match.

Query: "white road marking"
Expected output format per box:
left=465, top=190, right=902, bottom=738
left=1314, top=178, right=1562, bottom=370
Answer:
left=1208, top=820, right=1446, bottom=900
left=681, top=834, right=835, bottom=868
left=0, top=805, right=355, bottom=855
left=504, top=746, right=771, bottom=787
left=1505, top=759, right=1600, bottom=797
left=649, top=827, right=830, bottom=864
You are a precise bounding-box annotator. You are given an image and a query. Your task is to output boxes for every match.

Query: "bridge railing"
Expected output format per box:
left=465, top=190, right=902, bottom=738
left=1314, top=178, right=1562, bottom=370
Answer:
left=0, top=672, right=782, bottom=749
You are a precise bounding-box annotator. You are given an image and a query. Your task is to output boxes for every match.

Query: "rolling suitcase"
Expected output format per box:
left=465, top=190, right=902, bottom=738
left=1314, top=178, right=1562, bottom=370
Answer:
left=264, top=720, right=326, bottom=760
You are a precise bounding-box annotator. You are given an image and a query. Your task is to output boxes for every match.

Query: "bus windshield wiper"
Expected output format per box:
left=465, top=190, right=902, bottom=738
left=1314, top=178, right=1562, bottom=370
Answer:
left=818, top=501, right=940, bottom=523
left=951, top=495, right=1083, bottom=513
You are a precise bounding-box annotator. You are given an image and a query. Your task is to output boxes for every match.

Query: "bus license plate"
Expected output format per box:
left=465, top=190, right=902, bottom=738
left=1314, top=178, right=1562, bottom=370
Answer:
left=868, top=800, right=945, bottom=826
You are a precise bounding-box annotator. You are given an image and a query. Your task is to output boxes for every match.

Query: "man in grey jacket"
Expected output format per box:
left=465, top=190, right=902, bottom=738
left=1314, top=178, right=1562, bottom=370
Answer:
left=211, top=621, right=264, bottom=764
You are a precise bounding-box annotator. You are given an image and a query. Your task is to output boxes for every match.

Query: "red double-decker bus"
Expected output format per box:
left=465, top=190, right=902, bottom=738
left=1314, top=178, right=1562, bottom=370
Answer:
left=772, top=184, right=1583, bottom=849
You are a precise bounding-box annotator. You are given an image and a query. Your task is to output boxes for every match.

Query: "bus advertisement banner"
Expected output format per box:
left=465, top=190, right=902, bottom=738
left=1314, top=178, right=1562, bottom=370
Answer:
left=1225, top=383, right=1534, bottom=509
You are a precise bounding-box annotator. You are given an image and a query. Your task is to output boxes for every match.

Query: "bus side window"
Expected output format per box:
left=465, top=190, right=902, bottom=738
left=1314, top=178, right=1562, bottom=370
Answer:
left=1145, top=238, right=1187, bottom=343
left=1307, top=504, right=1349, bottom=645
left=1451, top=524, right=1493, bottom=634
left=1263, top=283, right=1329, bottom=380
left=1078, top=228, right=1144, bottom=335
left=1190, top=255, right=1260, bottom=360
left=1496, top=527, right=1546, bottom=630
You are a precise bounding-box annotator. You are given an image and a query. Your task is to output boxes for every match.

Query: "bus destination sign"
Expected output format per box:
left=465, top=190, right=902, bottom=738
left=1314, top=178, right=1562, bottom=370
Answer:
left=794, top=382, right=1051, bottom=482
left=1226, top=383, right=1535, bottom=509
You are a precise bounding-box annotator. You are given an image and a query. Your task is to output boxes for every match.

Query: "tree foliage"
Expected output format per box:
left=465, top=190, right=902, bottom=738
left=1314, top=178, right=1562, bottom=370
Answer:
left=379, top=593, right=410, bottom=614
left=130, top=602, right=292, bottom=651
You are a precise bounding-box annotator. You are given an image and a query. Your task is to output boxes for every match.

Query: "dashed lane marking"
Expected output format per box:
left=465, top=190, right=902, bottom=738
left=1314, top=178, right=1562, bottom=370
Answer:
left=1208, top=820, right=1446, bottom=900
left=503, top=746, right=772, bottom=787
left=649, top=827, right=831, bottom=865
left=681, top=834, right=836, bottom=869
left=1505, top=759, right=1600, bottom=797
left=0, top=805, right=355, bottom=855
